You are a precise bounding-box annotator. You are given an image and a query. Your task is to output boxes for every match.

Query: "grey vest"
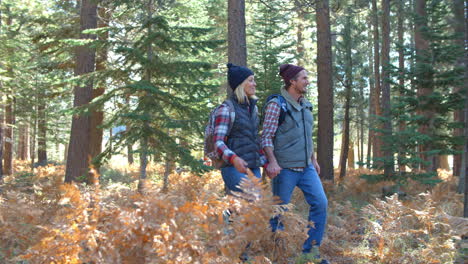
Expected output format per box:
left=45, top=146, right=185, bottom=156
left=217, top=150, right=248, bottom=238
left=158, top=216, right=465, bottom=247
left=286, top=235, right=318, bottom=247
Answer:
left=272, top=87, right=314, bottom=168
left=226, top=96, right=261, bottom=168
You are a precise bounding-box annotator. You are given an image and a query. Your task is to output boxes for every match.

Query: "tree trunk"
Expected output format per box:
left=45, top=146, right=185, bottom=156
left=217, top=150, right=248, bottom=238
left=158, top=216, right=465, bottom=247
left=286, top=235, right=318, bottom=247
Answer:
left=65, top=0, right=98, bottom=183
left=367, top=14, right=375, bottom=169
left=458, top=2, right=468, bottom=196
left=3, top=13, right=13, bottom=176
left=4, top=98, right=13, bottom=176
left=316, top=0, right=334, bottom=181
left=371, top=0, right=382, bottom=162
left=397, top=0, right=406, bottom=172
left=339, top=13, right=353, bottom=179
left=296, top=7, right=305, bottom=65
left=37, top=100, right=47, bottom=165
left=381, top=0, right=393, bottom=176
left=414, top=0, right=435, bottom=172
left=0, top=104, right=3, bottom=181
left=348, top=141, right=355, bottom=169
left=30, top=107, right=37, bottom=169
left=228, top=0, right=247, bottom=67
left=88, top=5, right=109, bottom=184
left=452, top=0, right=465, bottom=177
left=18, top=124, right=29, bottom=160
left=162, top=155, right=174, bottom=193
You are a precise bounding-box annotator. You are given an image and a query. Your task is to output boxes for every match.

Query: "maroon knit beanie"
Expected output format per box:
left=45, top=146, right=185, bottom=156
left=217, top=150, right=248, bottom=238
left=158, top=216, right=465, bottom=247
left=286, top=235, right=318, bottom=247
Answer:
left=279, top=64, right=305, bottom=85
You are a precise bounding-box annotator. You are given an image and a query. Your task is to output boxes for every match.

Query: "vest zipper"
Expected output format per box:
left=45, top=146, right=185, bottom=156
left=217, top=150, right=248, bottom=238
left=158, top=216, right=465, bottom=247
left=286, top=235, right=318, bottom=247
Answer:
left=302, top=108, right=309, bottom=166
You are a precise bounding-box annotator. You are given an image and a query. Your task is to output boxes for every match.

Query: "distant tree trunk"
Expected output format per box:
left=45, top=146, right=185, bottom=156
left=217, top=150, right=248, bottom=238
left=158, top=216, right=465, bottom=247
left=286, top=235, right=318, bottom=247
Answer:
left=18, top=124, right=29, bottom=160
left=65, top=0, right=98, bottom=183
left=0, top=0, right=2, bottom=182
left=162, top=155, right=175, bottom=193
left=18, top=125, right=24, bottom=160
left=463, top=98, right=467, bottom=217
left=0, top=104, right=3, bottom=180
left=452, top=0, right=465, bottom=177
left=3, top=13, right=13, bottom=176
left=348, top=141, right=355, bottom=169
left=397, top=0, right=406, bottom=172
left=371, top=0, right=382, bottom=162
left=37, top=100, right=47, bottom=165
left=228, top=0, right=247, bottom=67
left=458, top=1, right=468, bottom=196
left=30, top=107, right=37, bottom=169
left=381, top=0, right=393, bottom=177
left=367, top=15, right=375, bottom=169
left=88, top=5, right=109, bottom=183
left=339, top=13, right=353, bottom=179
left=414, top=0, right=435, bottom=172
left=4, top=98, right=13, bottom=176
left=296, top=6, right=305, bottom=65
left=316, top=0, right=334, bottom=181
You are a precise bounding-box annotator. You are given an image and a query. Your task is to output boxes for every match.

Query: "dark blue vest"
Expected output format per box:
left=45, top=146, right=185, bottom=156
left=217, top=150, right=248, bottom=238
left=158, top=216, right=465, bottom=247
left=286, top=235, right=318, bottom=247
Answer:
left=226, top=96, right=261, bottom=168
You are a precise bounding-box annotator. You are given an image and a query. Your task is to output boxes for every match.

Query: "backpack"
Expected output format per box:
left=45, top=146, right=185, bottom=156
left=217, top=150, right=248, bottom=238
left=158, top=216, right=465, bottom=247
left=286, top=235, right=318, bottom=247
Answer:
left=263, top=94, right=294, bottom=127
left=204, top=99, right=235, bottom=169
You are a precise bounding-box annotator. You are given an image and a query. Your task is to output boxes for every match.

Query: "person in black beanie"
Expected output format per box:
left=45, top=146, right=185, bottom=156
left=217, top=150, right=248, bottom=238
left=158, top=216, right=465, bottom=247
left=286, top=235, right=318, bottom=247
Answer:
left=212, top=63, right=265, bottom=192
left=212, top=63, right=266, bottom=261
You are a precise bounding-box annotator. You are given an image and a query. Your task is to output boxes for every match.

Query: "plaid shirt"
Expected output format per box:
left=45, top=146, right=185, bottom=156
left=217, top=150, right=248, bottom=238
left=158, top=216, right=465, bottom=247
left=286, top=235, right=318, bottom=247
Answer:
left=214, top=103, right=266, bottom=166
left=261, top=101, right=281, bottom=149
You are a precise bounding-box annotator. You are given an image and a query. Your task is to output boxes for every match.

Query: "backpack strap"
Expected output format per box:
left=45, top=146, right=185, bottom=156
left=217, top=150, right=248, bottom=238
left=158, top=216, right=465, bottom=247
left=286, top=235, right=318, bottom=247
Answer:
left=224, top=99, right=236, bottom=136
left=264, top=94, right=295, bottom=126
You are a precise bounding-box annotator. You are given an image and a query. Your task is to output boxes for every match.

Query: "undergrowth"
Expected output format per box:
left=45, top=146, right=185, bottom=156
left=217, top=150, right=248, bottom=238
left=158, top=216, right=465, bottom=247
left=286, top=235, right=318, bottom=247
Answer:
left=0, top=161, right=466, bottom=263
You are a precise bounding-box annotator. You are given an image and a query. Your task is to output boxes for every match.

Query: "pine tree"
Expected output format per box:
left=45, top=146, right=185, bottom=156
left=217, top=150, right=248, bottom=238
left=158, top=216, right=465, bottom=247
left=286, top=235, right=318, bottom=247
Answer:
left=90, top=0, right=222, bottom=190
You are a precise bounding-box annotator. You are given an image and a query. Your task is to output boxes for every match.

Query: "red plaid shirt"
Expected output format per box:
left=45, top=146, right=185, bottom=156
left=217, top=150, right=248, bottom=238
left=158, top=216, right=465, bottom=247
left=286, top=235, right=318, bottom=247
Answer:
left=261, top=101, right=282, bottom=149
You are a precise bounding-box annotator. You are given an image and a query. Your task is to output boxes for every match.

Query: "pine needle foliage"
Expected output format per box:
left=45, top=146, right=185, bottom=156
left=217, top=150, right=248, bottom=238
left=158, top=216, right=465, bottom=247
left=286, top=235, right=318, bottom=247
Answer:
left=90, top=0, right=223, bottom=173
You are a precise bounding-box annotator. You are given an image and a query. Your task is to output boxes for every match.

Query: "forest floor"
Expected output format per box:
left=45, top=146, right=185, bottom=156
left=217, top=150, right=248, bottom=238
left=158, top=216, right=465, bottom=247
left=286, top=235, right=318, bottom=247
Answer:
left=0, top=160, right=466, bottom=264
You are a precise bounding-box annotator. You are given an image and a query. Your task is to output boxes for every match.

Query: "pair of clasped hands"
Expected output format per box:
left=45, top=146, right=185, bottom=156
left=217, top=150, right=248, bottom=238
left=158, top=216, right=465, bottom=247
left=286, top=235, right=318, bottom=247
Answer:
left=231, top=156, right=281, bottom=179
left=232, top=156, right=321, bottom=179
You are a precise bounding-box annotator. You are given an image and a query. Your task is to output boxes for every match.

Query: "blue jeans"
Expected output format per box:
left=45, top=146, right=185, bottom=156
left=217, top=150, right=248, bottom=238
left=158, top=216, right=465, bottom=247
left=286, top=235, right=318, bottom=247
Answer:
left=269, top=165, right=328, bottom=253
left=221, top=166, right=261, bottom=193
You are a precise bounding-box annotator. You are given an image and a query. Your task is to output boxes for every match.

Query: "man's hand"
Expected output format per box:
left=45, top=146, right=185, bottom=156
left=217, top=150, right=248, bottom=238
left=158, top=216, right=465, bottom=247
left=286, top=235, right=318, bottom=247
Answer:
left=313, top=158, right=321, bottom=175
left=233, top=156, right=248, bottom=174
left=266, top=161, right=282, bottom=179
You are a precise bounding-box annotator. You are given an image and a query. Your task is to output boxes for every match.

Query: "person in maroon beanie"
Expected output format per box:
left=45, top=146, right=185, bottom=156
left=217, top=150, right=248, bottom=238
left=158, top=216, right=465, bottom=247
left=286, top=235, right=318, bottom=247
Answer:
left=262, top=64, right=329, bottom=263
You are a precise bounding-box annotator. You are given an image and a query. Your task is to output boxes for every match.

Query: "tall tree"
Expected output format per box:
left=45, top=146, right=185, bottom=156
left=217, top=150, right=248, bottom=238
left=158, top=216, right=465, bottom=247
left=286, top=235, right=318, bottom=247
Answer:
left=380, top=0, right=393, bottom=176
left=65, top=0, right=98, bottom=183
left=414, top=0, right=434, bottom=171
left=3, top=6, right=13, bottom=176
left=452, top=0, right=465, bottom=177
left=371, top=0, right=382, bottom=162
left=89, top=5, right=109, bottom=178
left=37, top=98, right=47, bottom=164
left=396, top=0, right=406, bottom=172
left=228, top=0, right=247, bottom=66
left=316, top=0, right=334, bottom=181
left=338, top=12, right=353, bottom=179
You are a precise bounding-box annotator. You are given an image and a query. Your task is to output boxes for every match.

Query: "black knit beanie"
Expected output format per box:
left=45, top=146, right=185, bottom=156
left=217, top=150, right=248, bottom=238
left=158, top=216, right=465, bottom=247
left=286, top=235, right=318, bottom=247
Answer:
left=227, top=63, right=254, bottom=90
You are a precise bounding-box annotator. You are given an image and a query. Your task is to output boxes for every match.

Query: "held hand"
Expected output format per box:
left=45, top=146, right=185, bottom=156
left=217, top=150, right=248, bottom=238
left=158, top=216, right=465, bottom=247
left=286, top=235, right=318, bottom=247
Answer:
left=266, top=161, right=282, bottom=179
left=233, top=156, right=248, bottom=174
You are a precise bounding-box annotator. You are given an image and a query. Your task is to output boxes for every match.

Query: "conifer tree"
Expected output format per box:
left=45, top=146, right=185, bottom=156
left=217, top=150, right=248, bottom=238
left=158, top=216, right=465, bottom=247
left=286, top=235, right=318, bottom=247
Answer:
left=247, top=0, right=295, bottom=102
left=91, top=0, right=222, bottom=189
